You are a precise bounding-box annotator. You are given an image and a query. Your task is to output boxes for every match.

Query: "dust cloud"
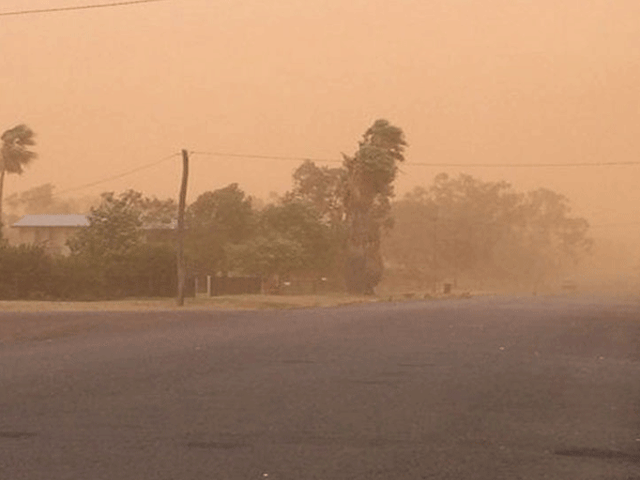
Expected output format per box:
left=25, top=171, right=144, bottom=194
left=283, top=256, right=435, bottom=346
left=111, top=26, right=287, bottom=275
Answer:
left=1, top=0, right=639, bottom=296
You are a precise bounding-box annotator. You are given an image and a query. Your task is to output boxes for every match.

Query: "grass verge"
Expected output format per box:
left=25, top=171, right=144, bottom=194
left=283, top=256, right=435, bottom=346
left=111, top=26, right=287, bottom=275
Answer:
left=0, top=292, right=474, bottom=344
left=0, top=293, right=380, bottom=313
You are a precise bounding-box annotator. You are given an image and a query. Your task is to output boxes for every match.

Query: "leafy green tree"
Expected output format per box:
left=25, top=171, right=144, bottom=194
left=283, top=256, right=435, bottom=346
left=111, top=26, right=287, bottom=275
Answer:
left=386, top=174, right=521, bottom=288
left=67, top=190, right=143, bottom=261
left=0, top=243, right=51, bottom=299
left=185, top=183, right=255, bottom=275
left=343, top=119, right=407, bottom=294
left=227, top=234, right=305, bottom=279
left=287, top=160, right=346, bottom=227
left=225, top=199, right=340, bottom=289
left=0, top=125, right=37, bottom=227
left=137, top=195, right=177, bottom=227
left=66, top=190, right=179, bottom=299
left=259, top=200, right=338, bottom=275
left=286, top=161, right=348, bottom=283
left=68, top=189, right=177, bottom=258
left=507, top=188, right=592, bottom=290
left=385, top=174, right=591, bottom=291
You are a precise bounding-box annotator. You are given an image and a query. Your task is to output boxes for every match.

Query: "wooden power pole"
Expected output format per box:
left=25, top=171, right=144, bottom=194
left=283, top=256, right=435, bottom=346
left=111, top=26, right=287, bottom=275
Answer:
left=176, top=149, right=189, bottom=306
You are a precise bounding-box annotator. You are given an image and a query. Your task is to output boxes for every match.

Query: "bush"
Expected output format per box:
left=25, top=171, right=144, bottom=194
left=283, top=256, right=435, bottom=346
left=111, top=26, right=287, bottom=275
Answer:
left=0, top=243, right=180, bottom=300
left=0, top=244, right=52, bottom=299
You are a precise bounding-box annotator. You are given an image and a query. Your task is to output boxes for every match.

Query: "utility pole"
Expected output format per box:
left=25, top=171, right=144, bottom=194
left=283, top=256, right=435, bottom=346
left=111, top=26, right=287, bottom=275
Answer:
left=432, top=206, right=438, bottom=294
left=176, top=149, right=189, bottom=306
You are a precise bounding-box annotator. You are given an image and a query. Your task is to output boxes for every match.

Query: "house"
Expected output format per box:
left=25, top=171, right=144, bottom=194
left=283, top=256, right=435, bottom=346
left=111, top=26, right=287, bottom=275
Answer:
left=11, top=214, right=177, bottom=256
left=11, top=214, right=89, bottom=256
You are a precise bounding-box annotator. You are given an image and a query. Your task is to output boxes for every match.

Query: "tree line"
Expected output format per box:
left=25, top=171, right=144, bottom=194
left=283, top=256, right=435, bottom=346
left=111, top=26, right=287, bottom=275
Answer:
left=384, top=174, right=592, bottom=292
left=0, top=120, right=592, bottom=299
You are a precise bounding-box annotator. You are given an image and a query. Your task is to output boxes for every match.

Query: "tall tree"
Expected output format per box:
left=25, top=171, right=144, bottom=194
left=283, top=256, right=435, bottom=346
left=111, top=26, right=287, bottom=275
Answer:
left=259, top=200, right=338, bottom=275
left=226, top=234, right=305, bottom=280
left=385, top=174, right=592, bottom=291
left=67, top=190, right=144, bottom=261
left=227, top=200, right=337, bottom=283
left=343, top=119, right=407, bottom=294
left=511, top=188, right=592, bottom=290
left=287, top=160, right=346, bottom=227
left=66, top=190, right=178, bottom=299
left=67, top=189, right=177, bottom=259
left=185, top=183, right=255, bottom=275
left=0, top=124, right=37, bottom=227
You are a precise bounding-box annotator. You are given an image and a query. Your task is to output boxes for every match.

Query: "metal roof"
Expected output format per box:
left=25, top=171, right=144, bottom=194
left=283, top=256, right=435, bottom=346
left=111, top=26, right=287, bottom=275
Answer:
left=12, top=214, right=89, bottom=228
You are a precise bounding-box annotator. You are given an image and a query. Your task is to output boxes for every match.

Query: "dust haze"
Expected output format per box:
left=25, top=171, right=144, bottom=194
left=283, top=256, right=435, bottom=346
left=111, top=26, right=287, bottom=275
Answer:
left=2, top=0, right=639, bottom=296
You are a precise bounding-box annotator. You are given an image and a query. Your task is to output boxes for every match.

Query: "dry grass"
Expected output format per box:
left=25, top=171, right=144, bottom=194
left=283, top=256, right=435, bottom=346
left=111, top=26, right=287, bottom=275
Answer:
left=0, top=293, right=379, bottom=313
left=0, top=294, right=377, bottom=344
left=0, top=292, right=472, bottom=344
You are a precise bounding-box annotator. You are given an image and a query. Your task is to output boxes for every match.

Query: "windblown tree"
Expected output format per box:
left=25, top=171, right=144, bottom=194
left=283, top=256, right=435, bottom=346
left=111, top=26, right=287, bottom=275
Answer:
left=286, top=161, right=347, bottom=277
left=287, top=160, right=346, bottom=228
left=342, top=119, right=407, bottom=294
left=185, top=183, right=255, bottom=276
left=0, top=125, right=37, bottom=227
left=68, top=190, right=144, bottom=261
left=66, top=190, right=178, bottom=298
left=67, top=189, right=177, bottom=260
left=262, top=200, right=336, bottom=274
left=227, top=199, right=338, bottom=286
left=507, top=188, right=592, bottom=290
left=385, top=174, right=592, bottom=291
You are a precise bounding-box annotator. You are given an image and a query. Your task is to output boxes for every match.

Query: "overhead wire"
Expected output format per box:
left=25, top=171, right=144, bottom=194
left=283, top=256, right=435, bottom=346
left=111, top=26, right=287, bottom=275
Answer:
left=6, top=149, right=640, bottom=229
left=10, top=153, right=180, bottom=204
left=3, top=151, right=640, bottom=232
left=9, top=149, right=640, bottom=203
left=191, top=151, right=640, bottom=168
left=2, top=1, right=636, bottom=230
left=408, top=160, right=640, bottom=168
left=190, top=151, right=343, bottom=164
left=0, top=0, right=167, bottom=17
left=53, top=152, right=180, bottom=197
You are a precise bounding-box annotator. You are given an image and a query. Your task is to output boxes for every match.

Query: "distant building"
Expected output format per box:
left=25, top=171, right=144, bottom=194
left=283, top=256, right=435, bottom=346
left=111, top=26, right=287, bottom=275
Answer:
left=11, top=214, right=177, bottom=255
left=11, top=214, right=89, bottom=256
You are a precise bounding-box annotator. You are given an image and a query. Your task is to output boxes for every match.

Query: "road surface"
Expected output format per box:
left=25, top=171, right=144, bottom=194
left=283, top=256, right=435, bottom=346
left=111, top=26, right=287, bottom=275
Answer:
left=1, top=296, right=639, bottom=479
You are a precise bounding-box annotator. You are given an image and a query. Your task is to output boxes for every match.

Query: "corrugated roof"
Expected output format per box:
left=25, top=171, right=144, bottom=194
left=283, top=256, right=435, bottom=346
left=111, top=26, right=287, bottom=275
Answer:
left=12, top=214, right=89, bottom=228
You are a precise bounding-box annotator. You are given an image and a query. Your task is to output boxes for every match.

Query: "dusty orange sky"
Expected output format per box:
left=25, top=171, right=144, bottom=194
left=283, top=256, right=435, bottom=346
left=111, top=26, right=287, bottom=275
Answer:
left=2, top=0, right=639, bottom=244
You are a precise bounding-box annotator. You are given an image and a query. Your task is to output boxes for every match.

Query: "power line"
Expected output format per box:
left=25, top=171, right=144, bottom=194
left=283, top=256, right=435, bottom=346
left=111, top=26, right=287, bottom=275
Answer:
left=10, top=153, right=179, bottom=204
left=590, top=221, right=640, bottom=228
left=7, top=149, right=640, bottom=231
left=52, top=152, right=179, bottom=197
left=0, top=0, right=167, bottom=17
left=410, top=161, right=640, bottom=168
left=192, top=151, right=640, bottom=168
left=191, top=151, right=342, bottom=164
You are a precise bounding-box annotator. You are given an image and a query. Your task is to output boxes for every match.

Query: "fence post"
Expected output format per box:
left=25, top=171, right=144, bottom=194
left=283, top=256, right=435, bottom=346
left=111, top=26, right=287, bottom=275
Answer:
left=206, top=275, right=211, bottom=296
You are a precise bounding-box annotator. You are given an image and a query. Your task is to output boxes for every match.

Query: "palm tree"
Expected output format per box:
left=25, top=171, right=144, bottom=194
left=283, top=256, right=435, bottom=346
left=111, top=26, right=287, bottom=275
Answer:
left=0, top=124, right=37, bottom=226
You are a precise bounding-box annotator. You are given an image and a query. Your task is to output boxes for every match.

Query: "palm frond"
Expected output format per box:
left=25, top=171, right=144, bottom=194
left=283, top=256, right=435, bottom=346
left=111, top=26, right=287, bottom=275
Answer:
left=1, top=124, right=37, bottom=174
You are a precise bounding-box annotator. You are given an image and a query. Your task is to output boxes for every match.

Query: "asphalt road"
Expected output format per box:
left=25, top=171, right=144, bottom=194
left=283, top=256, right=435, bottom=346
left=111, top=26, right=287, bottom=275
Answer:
left=1, top=296, right=639, bottom=479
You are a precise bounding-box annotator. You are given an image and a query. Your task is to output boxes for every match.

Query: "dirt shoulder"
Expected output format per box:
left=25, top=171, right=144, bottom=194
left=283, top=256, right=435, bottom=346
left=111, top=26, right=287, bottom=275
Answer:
left=0, top=291, right=482, bottom=345
left=0, top=294, right=379, bottom=344
left=0, top=293, right=382, bottom=313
